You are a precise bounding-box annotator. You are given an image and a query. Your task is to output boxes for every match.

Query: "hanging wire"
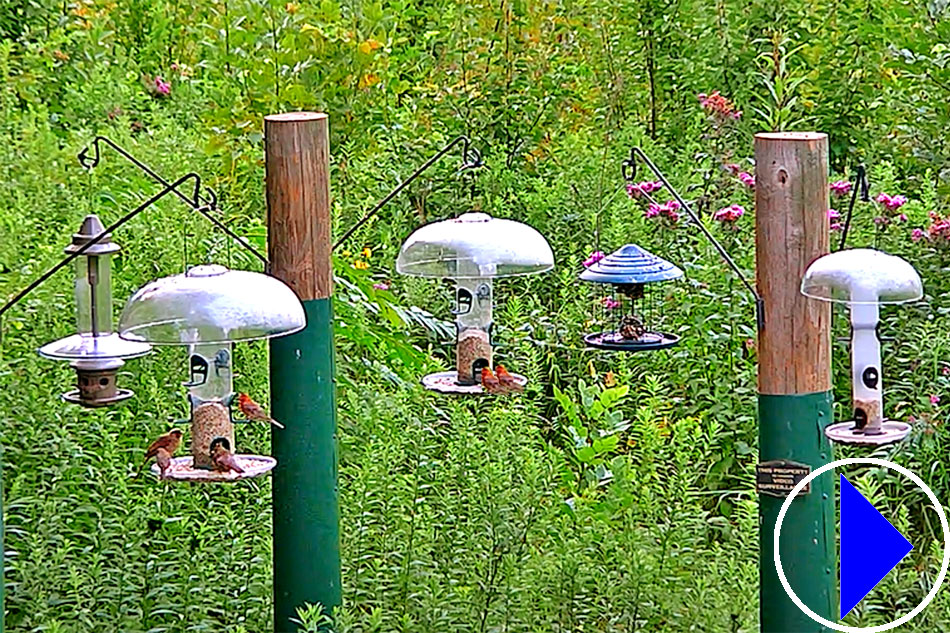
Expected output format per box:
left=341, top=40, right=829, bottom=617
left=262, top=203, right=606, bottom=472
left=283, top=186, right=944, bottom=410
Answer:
left=0, top=174, right=208, bottom=320
left=623, top=147, right=765, bottom=331
left=332, top=134, right=483, bottom=251
left=79, top=136, right=269, bottom=271
left=836, top=164, right=869, bottom=251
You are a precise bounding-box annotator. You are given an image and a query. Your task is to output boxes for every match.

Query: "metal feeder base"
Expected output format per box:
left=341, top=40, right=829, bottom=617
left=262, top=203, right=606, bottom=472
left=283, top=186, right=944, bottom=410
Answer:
left=150, top=455, right=277, bottom=482
left=421, top=370, right=528, bottom=395
left=583, top=331, right=680, bottom=352
left=824, top=420, right=912, bottom=446
left=62, top=388, right=135, bottom=407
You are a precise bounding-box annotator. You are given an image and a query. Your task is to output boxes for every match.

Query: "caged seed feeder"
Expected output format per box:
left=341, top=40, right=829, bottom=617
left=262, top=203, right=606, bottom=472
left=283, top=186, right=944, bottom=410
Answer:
left=119, top=264, right=305, bottom=481
left=580, top=244, right=683, bottom=351
left=801, top=248, right=923, bottom=445
left=36, top=215, right=152, bottom=406
left=396, top=211, right=554, bottom=394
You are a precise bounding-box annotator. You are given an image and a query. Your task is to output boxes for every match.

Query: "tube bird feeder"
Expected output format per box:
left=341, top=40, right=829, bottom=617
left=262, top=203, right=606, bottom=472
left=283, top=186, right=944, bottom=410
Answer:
left=396, top=211, right=554, bottom=394
left=119, top=264, right=305, bottom=480
left=37, top=215, right=152, bottom=406
left=801, top=248, right=923, bottom=445
left=580, top=244, right=683, bottom=351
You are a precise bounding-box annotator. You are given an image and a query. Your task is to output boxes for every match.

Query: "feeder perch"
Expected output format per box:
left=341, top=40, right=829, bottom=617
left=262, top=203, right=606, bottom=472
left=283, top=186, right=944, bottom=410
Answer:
left=801, top=248, right=923, bottom=445
left=396, top=212, right=553, bottom=394
left=580, top=244, right=682, bottom=351
left=118, top=264, right=305, bottom=480
left=37, top=215, right=152, bottom=406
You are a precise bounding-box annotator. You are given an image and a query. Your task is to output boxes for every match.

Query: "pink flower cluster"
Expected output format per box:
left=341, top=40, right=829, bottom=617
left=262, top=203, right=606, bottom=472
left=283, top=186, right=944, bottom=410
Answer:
left=583, top=251, right=606, bottom=268
left=627, top=180, right=664, bottom=198
left=601, top=297, right=621, bottom=310
left=915, top=211, right=950, bottom=245
left=645, top=200, right=681, bottom=223
left=713, top=204, right=745, bottom=223
left=145, top=75, right=171, bottom=98
left=372, top=282, right=390, bottom=291
left=830, top=180, right=852, bottom=198
left=828, top=208, right=842, bottom=232
left=875, top=192, right=908, bottom=212
left=698, top=91, right=741, bottom=122
left=737, top=172, right=755, bottom=189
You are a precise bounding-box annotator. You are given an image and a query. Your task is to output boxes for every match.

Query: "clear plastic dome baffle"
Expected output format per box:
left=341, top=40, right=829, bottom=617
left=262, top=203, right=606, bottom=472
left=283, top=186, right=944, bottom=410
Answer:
left=118, top=264, right=306, bottom=345
left=396, top=212, right=554, bottom=279
left=396, top=212, right=553, bottom=393
left=119, top=265, right=304, bottom=480
left=800, top=248, right=923, bottom=446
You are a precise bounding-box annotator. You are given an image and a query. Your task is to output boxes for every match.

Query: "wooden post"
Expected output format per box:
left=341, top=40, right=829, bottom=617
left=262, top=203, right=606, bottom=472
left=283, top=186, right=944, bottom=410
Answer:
left=755, top=132, right=835, bottom=632
left=265, top=112, right=341, bottom=631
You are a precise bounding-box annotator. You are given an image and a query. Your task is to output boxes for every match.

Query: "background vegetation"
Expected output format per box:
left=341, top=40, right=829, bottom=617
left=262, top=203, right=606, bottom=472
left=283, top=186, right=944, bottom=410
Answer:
left=1, top=0, right=950, bottom=631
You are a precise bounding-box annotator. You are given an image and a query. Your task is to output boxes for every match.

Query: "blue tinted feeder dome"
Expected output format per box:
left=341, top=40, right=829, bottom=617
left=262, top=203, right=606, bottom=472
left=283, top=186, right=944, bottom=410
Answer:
left=579, top=244, right=683, bottom=352
left=396, top=212, right=553, bottom=394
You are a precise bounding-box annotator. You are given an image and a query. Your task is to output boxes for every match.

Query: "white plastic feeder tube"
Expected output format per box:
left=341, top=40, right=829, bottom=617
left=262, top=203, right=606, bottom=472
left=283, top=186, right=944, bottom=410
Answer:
left=849, top=287, right=883, bottom=434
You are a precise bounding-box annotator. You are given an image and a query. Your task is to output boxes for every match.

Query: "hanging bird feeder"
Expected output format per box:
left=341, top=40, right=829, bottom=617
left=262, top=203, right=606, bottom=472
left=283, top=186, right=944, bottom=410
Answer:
left=801, top=248, right=923, bottom=445
left=580, top=244, right=683, bottom=351
left=580, top=147, right=765, bottom=352
left=396, top=211, right=554, bottom=394
left=36, top=215, right=152, bottom=406
left=119, top=264, right=305, bottom=481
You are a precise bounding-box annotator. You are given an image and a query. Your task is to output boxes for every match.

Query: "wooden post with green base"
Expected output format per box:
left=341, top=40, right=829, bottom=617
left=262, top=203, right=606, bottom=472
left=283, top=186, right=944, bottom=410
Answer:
left=755, top=132, right=835, bottom=632
left=265, top=112, right=341, bottom=632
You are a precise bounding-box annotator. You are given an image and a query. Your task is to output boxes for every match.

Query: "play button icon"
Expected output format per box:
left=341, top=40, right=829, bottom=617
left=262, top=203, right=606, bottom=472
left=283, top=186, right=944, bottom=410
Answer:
left=839, top=474, right=913, bottom=619
left=775, top=458, right=950, bottom=631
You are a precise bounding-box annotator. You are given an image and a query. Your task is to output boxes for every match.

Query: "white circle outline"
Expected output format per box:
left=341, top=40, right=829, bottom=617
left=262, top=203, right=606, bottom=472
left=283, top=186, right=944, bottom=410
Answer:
left=774, top=457, right=950, bottom=632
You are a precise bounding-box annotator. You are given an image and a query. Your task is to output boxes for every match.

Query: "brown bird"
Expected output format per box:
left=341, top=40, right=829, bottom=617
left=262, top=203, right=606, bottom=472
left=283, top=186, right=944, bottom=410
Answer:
left=139, top=428, right=183, bottom=476
left=237, top=393, right=285, bottom=429
left=155, top=448, right=173, bottom=480
left=480, top=367, right=506, bottom=395
left=210, top=438, right=245, bottom=475
left=495, top=364, right=524, bottom=393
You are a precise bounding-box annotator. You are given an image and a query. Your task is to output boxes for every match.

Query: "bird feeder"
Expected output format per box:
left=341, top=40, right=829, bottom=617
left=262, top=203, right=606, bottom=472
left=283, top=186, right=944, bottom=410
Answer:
left=580, top=244, right=683, bottom=351
left=396, top=211, right=554, bottom=394
left=801, top=248, right=923, bottom=445
left=37, top=215, right=152, bottom=406
left=118, top=264, right=305, bottom=480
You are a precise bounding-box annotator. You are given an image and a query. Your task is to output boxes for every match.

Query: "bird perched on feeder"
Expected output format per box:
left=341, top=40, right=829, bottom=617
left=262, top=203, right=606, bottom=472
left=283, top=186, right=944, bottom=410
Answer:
left=495, top=364, right=524, bottom=393
left=237, top=392, right=285, bottom=429
left=154, top=448, right=173, bottom=480
left=480, top=367, right=506, bottom=395
left=139, top=428, right=183, bottom=476
left=619, top=315, right=646, bottom=340
left=210, top=438, right=245, bottom=475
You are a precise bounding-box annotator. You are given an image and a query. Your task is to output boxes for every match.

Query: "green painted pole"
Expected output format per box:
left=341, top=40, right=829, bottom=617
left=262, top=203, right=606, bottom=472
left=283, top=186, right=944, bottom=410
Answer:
left=755, top=132, right=835, bottom=632
left=265, top=112, right=341, bottom=632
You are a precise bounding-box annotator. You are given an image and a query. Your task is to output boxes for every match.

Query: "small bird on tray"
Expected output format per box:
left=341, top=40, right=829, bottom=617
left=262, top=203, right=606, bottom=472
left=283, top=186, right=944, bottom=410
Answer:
left=237, top=393, right=285, bottom=429
left=495, top=364, right=524, bottom=393
left=210, top=438, right=245, bottom=475
left=139, top=428, right=183, bottom=476
left=480, top=367, right=507, bottom=395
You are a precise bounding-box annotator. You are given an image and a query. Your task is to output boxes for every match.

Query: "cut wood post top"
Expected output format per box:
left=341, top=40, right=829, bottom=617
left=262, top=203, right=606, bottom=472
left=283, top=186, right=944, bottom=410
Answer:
left=264, top=111, right=328, bottom=122
left=754, top=132, right=831, bottom=395
left=264, top=112, right=332, bottom=302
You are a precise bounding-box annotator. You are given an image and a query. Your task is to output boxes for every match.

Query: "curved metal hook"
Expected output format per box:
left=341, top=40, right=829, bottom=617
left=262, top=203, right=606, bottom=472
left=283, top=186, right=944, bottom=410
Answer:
left=624, top=146, right=765, bottom=331
left=621, top=147, right=638, bottom=183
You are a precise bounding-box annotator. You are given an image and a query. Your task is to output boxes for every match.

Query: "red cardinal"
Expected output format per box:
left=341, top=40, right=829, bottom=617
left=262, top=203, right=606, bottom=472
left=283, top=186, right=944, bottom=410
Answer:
left=139, top=428, right=183, bottom=475
left=210, top=439, right=245, bottom=474
left=480, top=367, right=506, bottom=395
left=155, top=447, right=173, bottom=479
left=237, top=393, right=284, bottom=429
left=495, top=365, right=524, bottom=393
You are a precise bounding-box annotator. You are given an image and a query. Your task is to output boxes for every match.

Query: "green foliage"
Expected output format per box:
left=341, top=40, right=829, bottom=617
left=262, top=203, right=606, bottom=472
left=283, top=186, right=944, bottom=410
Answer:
left=1, top=0, right=950, bottom=631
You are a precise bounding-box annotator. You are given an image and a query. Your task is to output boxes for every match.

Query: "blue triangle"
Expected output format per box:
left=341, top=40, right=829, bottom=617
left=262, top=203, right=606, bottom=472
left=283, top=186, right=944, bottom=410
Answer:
left=840, top=474, right=913, bottom=619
